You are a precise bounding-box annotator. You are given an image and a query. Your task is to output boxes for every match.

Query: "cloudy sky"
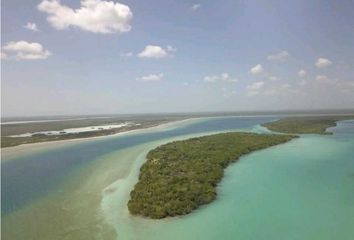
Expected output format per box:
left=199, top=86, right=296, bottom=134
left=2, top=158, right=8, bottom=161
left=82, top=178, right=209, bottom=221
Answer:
left=2, top=0, right=354, bottom=117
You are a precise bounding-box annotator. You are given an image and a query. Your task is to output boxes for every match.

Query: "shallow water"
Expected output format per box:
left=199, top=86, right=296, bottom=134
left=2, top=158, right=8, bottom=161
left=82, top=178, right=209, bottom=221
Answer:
left=1, top=117, right=354, bottom=240
left=1, top=116, right=272, bottom=215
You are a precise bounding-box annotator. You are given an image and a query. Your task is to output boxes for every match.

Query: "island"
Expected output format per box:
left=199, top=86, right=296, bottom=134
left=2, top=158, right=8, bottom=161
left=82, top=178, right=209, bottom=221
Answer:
left=262, top=115, right=354, bottom=134
left=128, top=132, right=296, bottom=219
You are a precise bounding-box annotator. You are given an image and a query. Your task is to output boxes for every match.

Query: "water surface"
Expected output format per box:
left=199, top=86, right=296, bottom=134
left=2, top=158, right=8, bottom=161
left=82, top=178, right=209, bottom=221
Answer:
left=1, top=116, right=271, bottom=215
left=1, top=117, right=353, bottom=240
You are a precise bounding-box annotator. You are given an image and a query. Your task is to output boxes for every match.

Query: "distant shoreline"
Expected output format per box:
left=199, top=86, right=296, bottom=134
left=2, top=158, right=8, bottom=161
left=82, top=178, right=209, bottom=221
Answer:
left=261, top=115, right=354, bottom=135
left=1, top=116, right=115, bottom=125
left=0, top=118, right=201, bottom=160
left=2, top=113, right=354, bottom=159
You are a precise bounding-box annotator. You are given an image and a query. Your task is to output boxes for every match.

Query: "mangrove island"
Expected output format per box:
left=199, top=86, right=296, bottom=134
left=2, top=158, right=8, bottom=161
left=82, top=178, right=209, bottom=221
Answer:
left=128, top=132, right=296, bottom=219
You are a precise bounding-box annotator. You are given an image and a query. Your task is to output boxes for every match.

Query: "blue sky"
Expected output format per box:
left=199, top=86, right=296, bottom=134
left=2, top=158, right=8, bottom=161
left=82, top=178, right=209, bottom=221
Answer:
left=2, top=0, right=354, bottom=117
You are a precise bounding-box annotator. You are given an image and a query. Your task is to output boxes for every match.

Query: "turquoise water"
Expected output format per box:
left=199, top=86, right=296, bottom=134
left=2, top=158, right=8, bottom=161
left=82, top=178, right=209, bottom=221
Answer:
left=106, top=120, right=354, bottom=240
left=1, top=117, right=354, bottom=240
left=1, top=116, right=273, bottom=215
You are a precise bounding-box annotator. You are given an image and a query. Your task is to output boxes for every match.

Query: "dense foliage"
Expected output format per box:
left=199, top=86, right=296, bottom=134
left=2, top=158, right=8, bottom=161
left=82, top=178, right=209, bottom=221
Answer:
left=262, top=116, right=354, bottom=134
left=128, top=132, right=296, bottom=219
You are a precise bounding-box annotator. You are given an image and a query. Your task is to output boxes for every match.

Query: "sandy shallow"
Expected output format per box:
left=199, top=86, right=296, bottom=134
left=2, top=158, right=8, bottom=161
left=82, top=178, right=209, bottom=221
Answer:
left=100, top=131, right=227, bottom=240
left=1, top=117, right=211, bottom=240
left=100, top=125, right=272, bottom=239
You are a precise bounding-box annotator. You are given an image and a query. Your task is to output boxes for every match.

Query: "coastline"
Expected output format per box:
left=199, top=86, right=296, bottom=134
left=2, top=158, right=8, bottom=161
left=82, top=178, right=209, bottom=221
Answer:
left=3, top=114, right=352, bottom=160
left=1, top=117, right=202, bottom=160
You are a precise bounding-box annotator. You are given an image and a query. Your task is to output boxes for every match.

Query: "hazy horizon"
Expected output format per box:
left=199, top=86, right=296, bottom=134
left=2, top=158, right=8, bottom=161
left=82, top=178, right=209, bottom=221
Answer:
left=2, top=108, right=354, bottom=120
left=2, top=0, right=354, bottom=117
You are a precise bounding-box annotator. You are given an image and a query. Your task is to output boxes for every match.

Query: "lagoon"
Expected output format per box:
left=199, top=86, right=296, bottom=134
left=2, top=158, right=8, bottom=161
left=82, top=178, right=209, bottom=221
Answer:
left=1, top=117, right=354, bottom=240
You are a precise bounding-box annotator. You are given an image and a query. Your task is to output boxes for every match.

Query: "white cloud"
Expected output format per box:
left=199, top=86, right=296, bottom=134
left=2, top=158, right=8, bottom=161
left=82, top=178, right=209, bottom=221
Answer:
left=24, top=22, right=40, bottom=32
left=204, top=73, right=238, bottom=83
left=249, top=64, right=264, bottom=75
left=37, top=0, right=133, bottom=34
left=120, top=52, right=133, bottom=57
left=246, top=81, right=264, bottom=96
left=267, top=50, right=289, bottom=61
left=315, top=58, right=332, bottom=68
left=316, top=75, right=329, bottom=81
left=191, top=4, right=201, bottom=11
left=298, top=69, right=307, bottom=78
left=183, top=82, right=189, bottom=86
left=2, top=41, right=52, bottom=60
left=137, top=73, right=164, bottom=82
left=137, top=45, right=175, bottom=59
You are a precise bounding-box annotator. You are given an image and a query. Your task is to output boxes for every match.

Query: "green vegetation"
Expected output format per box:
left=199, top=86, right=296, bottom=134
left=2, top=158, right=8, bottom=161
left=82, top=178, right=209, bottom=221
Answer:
left=262, top=115, right=354, bottom=135
left=128, top=132, right=296, bottom=219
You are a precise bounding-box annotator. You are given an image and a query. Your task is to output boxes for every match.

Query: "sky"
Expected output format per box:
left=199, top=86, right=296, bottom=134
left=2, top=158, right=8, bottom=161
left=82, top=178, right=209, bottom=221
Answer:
left=1, top=0, right=354, bottom=117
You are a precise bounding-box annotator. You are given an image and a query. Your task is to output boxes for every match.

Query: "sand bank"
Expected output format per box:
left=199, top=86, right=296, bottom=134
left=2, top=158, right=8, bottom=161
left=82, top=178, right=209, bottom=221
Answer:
left=1, top=118, right=202, bottom=160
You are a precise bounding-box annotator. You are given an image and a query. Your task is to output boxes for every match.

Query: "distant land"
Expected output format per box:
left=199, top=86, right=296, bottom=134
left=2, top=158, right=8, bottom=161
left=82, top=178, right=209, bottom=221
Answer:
left=262, top=115, right=354, bottom=135
left=1, top=115, right=186, bottom=148
left=1, top=110, right=354, bottom=148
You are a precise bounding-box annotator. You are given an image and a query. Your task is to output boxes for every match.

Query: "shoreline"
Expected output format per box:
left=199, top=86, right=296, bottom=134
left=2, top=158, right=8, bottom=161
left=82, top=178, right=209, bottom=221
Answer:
left=1, top=118, right=202, bottom=160
left=0, top=114, right=279, bottom=159
left=3, top=114, right=352, bottom=160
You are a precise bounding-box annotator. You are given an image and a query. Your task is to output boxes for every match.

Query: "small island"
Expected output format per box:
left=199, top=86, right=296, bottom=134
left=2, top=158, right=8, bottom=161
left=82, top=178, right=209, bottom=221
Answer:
left=262, top=115, right=354, bottom=134
left=128, top=132, right=296, bottom=219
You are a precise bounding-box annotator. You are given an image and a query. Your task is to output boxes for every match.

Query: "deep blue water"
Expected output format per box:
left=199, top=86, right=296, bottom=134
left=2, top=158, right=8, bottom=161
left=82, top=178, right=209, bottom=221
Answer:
left=1, top=116, right=275, bottom=215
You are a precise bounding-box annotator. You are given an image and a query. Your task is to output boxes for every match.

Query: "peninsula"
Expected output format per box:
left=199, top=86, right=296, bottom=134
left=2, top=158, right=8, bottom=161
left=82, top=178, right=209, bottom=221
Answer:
left=128, top=132, right=296, bottom=219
